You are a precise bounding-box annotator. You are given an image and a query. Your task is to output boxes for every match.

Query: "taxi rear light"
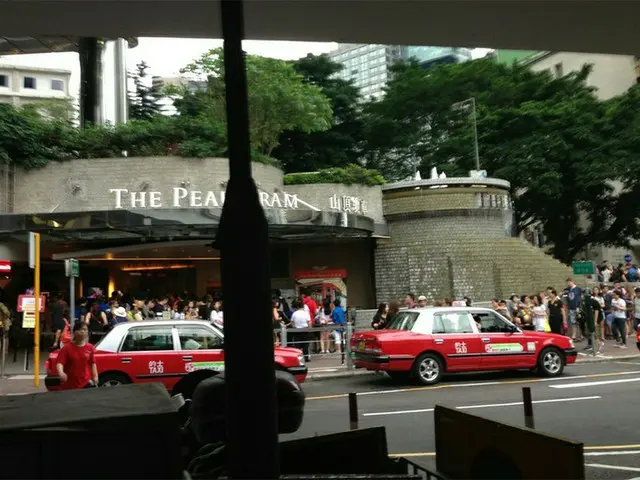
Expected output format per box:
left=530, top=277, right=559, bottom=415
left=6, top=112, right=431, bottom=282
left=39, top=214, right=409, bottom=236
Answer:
left=45, top=360, right=50, bottom=371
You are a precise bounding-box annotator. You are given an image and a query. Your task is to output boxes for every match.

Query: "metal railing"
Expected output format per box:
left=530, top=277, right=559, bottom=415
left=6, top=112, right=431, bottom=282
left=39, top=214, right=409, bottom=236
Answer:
left=275, top=323, right=354, bottom=369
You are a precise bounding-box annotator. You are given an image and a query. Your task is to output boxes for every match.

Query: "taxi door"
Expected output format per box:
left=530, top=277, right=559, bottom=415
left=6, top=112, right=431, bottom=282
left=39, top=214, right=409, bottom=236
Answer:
left=431, top=312, right=485, bottom=371
left=118, top=324, right=185, bottom=390
left=472, top=311, right=532, bottom=369
left=175, top=324, right=225, bottom=374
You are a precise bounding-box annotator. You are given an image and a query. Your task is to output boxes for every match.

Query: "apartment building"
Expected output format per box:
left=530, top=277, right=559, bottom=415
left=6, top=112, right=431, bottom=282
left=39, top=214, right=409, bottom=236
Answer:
left=0, top=63, right=71, bottom=107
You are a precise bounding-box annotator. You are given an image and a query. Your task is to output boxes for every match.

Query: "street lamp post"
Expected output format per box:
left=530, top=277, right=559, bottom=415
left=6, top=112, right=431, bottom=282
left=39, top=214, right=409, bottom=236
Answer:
left=469, top=97, right=480, bottom=171
left=453, top=98, right=480, bottom=171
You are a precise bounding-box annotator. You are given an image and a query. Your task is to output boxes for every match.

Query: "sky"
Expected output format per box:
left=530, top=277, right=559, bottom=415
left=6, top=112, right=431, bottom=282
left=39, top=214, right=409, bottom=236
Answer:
left=0, top=38, right=491, bottom=101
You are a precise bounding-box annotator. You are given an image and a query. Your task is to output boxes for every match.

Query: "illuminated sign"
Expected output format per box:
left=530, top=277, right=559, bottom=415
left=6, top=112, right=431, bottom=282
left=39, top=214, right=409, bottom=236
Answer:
left=110, top=187, right=303, bottom=210
left=0, top=260, right=10, bottom=273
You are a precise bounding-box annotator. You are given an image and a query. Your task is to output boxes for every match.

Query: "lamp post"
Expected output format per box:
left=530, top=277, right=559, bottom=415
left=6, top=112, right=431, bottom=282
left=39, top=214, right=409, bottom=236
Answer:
left=453, top=98, right=480, bottom=171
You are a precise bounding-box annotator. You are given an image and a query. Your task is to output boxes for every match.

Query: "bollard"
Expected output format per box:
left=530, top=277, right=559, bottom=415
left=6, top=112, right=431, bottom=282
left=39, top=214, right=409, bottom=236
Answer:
left=522, top=387, right=535, bottom=429
left=348, top=392, right=358, bottom=430
left=281, top=323, right=287, bottom=347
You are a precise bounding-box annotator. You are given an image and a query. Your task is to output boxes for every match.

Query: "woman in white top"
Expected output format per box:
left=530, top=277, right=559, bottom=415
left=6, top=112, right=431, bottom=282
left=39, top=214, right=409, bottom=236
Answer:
left=531, top=295, right=547, bottom=332
left=210, top=300, right=223, bottom=328
left=611, top=290, right=627, bottom=348
left=289, top=299, right=311, bottom=361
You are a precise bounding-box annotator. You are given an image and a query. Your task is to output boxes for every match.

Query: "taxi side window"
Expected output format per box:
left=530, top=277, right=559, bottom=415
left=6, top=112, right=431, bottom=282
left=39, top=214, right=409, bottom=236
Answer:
left=178, top=326, right=223, bottom=350
left=121, top=327, right=174, bottom=352
left=432, top=313, right=474, bottom=334
left=474, top=312, right=510, bottom=333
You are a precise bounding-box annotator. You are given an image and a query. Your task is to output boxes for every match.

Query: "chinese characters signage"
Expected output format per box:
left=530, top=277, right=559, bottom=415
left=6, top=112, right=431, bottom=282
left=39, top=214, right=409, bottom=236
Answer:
left=329, top=194, right=368, bottom=215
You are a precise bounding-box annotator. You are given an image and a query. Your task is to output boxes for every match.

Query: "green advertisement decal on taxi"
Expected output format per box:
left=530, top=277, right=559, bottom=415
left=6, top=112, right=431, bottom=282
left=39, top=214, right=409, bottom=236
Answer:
left=185, top=361, right=225, bottom=373
left=485, top=343, right=524, bottom=353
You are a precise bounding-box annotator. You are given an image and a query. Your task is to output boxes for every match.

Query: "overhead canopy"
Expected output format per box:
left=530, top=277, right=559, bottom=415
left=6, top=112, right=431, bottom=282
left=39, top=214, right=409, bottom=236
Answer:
left=0, top=36, right=137, bottom=55
left=1, top=1, right=639, bottom=55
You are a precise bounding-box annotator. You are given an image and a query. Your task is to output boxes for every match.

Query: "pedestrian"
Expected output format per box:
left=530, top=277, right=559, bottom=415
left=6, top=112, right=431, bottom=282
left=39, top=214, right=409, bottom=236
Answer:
left=633, top=288, right=640, bottom=332
left=289, top=299, right=311, bottom=362
left=611, top=289, right=628, bottom=349
left=56, top=321, right=99, bottom=390
left=567, top=278, right=583, bottom=341
left=371, top=302, right=389, bottom=330
left=547, top=289, right=566, bottom=335
left=331, top=298, right=346, bottom=355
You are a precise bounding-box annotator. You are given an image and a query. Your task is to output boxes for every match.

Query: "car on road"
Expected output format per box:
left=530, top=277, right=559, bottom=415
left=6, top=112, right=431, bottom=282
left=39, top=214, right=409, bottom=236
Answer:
left=351, top=307, right=577, bottom=385
left=45, top=320, right=307, bottom=397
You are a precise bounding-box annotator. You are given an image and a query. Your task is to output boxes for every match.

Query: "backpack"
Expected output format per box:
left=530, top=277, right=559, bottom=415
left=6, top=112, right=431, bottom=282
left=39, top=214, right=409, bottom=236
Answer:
left=60, top=318, right=72, bottom=344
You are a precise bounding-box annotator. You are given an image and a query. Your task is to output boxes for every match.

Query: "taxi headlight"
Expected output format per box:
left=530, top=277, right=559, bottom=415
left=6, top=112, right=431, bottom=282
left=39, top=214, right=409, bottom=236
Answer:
left=297, top=355, right=305, bottom=366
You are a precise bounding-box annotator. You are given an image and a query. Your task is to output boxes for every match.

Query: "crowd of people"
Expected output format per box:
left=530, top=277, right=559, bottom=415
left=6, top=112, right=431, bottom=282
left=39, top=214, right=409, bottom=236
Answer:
left=369, top=279, right=640, bottom=354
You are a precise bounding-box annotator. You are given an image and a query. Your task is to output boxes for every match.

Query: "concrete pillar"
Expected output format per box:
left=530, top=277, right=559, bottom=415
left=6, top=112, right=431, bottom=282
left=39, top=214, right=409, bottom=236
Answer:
left=78, top=37, right=102, bottom=126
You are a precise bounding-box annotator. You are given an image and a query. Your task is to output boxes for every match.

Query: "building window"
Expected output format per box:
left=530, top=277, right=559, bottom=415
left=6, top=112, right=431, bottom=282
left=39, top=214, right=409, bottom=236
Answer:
left=0, top=74, right=8, bottom=87
left=51, top=79, right=64, bottom=91
left=553, top=62, right=563, bottom=78
left=23, top=76, right=36, bottom=89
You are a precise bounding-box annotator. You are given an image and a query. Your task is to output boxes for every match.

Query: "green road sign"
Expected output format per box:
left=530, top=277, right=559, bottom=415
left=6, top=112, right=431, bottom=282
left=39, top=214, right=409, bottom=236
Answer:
left=572, top=261, right=595, bottom=275
left=65, top=258, right=80, bottom=277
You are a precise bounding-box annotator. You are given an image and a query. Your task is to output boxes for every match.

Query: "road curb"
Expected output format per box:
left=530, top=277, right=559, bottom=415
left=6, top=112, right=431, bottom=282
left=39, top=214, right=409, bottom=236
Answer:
left=307, top=369, right=376, bottom=382
left=576, top=353, right=640, bottom=364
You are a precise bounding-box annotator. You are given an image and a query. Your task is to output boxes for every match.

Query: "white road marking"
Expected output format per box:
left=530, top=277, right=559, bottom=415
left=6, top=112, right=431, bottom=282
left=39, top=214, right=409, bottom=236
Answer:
left=586, top=450, right=640, bottom=456
left=308, top=368, right=339, bottom=373
left=578, top=352, right=613, bottom=359
left=586, top=463, right=640, bottom=472
left=362, top=395, right=600, bottom=417
left=550, top=377, right=640, bottom=389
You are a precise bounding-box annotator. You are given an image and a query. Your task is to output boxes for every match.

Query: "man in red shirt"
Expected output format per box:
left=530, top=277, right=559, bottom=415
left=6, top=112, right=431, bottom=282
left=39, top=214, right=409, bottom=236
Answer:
left=300, top=289, right=318, bottom=359
left=56, top=321, right=99, bottom=389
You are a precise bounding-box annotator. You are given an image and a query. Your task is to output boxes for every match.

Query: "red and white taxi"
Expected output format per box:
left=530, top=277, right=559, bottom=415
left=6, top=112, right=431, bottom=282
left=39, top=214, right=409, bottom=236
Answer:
left=45, top=320, right=307, bottom=396
left=351, top=307, right=577, bottom=385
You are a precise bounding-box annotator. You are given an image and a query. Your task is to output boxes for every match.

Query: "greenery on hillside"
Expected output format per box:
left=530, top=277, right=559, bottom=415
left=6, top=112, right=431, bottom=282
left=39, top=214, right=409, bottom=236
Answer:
left=283, top=164, right=385, bottom=186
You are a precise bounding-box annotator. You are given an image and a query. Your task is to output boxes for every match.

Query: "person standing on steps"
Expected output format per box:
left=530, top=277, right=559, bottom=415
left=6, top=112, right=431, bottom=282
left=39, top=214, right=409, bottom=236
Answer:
left=611, top=289, right=628, bottom=349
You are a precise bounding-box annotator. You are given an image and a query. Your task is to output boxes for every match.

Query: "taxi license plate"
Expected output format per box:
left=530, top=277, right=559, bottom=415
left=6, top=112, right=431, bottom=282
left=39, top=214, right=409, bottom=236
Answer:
left=358, top=341, right=365, bottom=351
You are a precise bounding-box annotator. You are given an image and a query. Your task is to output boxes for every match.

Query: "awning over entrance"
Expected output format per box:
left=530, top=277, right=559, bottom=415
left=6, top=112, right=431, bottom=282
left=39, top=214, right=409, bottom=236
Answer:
left=0, top=207, right=376, bottom=246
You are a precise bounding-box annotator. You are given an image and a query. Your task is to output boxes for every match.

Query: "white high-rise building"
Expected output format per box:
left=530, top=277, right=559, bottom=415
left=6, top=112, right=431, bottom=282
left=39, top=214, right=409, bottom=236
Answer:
left=328, top=44, right=472, bottom=99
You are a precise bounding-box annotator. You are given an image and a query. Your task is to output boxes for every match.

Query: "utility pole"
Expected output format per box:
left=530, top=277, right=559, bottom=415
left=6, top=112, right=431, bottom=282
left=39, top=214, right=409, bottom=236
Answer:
left=470, top=97, right=480, bottom=171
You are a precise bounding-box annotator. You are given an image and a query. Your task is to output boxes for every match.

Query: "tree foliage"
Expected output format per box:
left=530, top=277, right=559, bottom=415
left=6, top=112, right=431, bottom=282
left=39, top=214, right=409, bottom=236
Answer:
left=362, top=58, right=639, bottom=263
left=174, top=48, right=333, bottom=156
left=283, top=164, right=385, bottom=186
left=274, top=54, right=364, bottom=173
left=128, top=61, right=163, bottom=121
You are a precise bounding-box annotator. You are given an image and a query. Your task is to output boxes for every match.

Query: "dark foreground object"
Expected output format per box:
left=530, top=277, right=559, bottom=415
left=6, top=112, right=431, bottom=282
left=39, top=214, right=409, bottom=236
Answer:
left=0, top=383, right=183, bottom=479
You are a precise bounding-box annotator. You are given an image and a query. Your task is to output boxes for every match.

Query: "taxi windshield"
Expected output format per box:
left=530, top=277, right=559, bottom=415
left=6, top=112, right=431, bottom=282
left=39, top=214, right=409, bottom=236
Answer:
left=385, top=311, right=420, bottom=331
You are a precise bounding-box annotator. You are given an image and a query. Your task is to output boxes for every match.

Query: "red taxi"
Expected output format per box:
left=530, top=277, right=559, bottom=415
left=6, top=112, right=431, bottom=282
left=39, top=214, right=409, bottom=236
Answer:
left=45, top=320, right=307, bottom=396
left=351, top=307, right=577, bottom=385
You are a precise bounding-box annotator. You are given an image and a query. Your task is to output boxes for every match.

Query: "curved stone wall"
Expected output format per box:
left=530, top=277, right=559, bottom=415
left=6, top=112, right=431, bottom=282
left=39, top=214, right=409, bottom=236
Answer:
left=375, top=178, right=571, bottom=303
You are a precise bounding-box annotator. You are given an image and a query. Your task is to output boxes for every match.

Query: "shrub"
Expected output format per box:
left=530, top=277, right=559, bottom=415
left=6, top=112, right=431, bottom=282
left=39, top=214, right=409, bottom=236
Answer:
left=283, top=164, right=386, bottom=186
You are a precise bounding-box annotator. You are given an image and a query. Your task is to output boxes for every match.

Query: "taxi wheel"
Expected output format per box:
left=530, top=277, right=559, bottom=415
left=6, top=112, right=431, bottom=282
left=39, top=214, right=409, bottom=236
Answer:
left=412, top=353, right=443, bottom=385
left=537, top=347, right=564, bottom=377
left=99, top=372, right=131, bottom=387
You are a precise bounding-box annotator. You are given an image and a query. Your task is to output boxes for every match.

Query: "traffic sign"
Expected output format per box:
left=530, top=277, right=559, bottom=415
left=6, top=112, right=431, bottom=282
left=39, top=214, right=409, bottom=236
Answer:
left=572, top=261, right=595, bottom=275
left=65, top=259, right=80, bottom=278
left=624, top=254, right=633, bottom=263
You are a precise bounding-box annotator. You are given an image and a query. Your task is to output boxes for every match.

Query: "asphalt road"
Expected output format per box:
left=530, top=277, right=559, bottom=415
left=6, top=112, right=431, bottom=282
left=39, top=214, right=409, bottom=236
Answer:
left=284, top=360, right=640, bottom=479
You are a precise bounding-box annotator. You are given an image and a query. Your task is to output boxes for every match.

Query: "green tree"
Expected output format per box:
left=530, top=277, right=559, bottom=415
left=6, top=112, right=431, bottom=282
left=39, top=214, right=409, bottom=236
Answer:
left=175, top=48, right=333, bottom=157
left=128, top=61, right=163, bottom=121
left=363, top=58, right=627, bottom=263
left=273, top=53, right=364, bottom=172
